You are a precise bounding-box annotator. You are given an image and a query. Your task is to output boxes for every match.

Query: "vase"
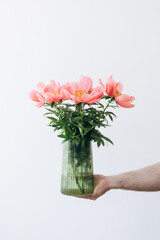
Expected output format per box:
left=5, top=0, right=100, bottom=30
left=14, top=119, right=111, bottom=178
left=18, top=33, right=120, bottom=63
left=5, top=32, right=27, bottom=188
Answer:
left=60, top=140, right=94, bottom=196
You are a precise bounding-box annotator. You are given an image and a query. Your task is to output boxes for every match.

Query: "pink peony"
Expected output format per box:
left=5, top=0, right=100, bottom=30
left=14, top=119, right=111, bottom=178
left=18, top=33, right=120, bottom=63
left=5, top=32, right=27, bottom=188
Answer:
left=99, top=75, right=135, bottom=108
left=29, top=81, right=65, bottom=107
left=43, top=80, right=66, bottom=103
left=63, top=75, right=104, bottom=104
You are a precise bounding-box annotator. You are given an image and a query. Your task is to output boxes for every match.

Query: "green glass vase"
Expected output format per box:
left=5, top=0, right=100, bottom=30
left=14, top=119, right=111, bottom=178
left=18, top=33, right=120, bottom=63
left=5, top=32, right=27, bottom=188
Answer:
left=60, top=141, right=94, bottom=196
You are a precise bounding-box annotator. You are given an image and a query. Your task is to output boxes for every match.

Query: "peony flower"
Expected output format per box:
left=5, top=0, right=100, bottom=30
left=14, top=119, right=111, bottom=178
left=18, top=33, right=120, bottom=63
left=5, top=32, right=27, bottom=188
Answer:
left=99, top=75, right=135, bottom=108
left=43, top=80, right=66, bottom=103
left=63, top=75, right=104, bottom=104
left=29, top=81, right=65, bottom=107
left=29, top=82, right=46, bottom=108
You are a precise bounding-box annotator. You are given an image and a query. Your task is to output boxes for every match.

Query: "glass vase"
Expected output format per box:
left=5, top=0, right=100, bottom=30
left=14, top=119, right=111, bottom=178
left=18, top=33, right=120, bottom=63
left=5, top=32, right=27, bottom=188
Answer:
left=60, top=141, right=94, bottom=196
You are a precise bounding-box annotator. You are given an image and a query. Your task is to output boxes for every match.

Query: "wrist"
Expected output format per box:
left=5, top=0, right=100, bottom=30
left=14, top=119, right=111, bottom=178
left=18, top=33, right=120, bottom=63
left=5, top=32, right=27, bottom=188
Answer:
left=108, top=174, right=124, bottom=190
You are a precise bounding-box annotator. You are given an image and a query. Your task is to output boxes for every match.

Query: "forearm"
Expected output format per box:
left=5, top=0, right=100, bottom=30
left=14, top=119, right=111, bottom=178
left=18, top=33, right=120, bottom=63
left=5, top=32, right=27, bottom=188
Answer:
left=108, top=163, right=160, bottom=191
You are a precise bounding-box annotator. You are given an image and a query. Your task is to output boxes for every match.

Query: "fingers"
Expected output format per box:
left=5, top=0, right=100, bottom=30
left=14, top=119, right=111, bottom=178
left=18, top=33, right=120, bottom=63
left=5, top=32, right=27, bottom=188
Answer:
left=73, top=174, right=108, bottom=200
left=74, top=193, right=99, bottom=200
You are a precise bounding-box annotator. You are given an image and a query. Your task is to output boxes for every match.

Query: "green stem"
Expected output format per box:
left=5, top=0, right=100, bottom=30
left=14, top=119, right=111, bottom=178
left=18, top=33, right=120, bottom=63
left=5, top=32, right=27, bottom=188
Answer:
left=72, top=164, right=84, bottom=194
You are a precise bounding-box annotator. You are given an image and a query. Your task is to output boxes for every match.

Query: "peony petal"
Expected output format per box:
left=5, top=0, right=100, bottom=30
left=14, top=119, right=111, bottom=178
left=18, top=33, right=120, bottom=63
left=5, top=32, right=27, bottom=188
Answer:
left=87, top=98, right=102, bottom=104
left=35, top=102, right=44, bottom=108
left=129, top=96, right=135, bottom=102
left=81, top=87, right=103, bottom=103
left=60, top=88, right=67, bottom=100
left=62, top=89, right=72, bottom=100
left=62, top=82, right=70, bottom=91
left=44, top=80, right=60, bottom=94
left=99, top=78, right=105, bottom=91
left=71, top=95, right=82, bottom=104
left=116, top=100, right=135, bottom=108
left=45, top=93, right=61, bottom=103
left=36, top=93, right=45, bottom=102
left=89, top=86, right=104, bottom=99
left=45, top=93, right=55, bottom=103
left=108, top=75, right=115, bottom=82
left=37, top=82, right=46, bottom=92
left=52, top=95, right=62, bottom=102
left=79, top=75, right=93, bottom=92
left=29, top=90, right=39, bottom=102
left=116, top=94, right=135, bottom=108
left=69, top=82, right=79, bottom=95
left=81, top=94, right=91, bottom=102
left=50, top=80, right=57, bottom=89
left=116, top=82, right=123, bottom=93
left=105, top=75, right=116, bottom=96
left=55, top=84, right=61, bottom=93
left=43, top=85, right=54, bottom=93
left=116, top=94, right=135, bottom=103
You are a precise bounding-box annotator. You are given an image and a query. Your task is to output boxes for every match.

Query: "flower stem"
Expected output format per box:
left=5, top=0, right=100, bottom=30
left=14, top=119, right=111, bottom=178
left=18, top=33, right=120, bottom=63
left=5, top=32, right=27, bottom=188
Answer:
left=72, top=164, right=84, bottom=194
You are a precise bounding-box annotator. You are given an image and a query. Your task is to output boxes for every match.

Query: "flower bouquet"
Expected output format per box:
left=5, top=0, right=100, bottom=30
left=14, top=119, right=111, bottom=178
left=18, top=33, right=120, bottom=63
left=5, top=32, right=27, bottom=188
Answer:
left=30, top=75, right=135, bottom=196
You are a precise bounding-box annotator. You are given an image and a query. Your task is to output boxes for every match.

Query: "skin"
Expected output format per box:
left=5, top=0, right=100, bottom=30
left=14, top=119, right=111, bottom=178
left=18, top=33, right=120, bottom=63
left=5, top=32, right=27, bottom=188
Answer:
left=76, top=163, right=160, bottom=200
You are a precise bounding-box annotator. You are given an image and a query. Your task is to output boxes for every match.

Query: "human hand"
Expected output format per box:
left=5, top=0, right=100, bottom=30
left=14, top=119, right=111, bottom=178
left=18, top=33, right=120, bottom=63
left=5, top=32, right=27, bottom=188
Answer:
left=76, top=174, right=110, bottom=200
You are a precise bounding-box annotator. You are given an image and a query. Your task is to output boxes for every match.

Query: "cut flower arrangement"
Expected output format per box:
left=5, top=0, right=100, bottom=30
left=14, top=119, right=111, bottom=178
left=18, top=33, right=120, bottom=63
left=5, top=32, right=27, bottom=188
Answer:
left=30, top=75, right=135, bottom=196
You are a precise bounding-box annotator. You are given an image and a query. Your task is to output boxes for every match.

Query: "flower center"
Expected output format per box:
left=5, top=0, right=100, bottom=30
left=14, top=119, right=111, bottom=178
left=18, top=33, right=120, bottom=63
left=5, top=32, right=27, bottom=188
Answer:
left=75, top=90, right=88, bottom=98
left=53, top=91, right=59, bottom=95
left=114, top=89, right=122, bottom=97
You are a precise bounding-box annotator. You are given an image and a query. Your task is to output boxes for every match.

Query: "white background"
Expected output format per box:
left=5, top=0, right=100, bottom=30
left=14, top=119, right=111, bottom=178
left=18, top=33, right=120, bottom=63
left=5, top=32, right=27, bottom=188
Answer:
left=0, top=0, right=160, bottom=239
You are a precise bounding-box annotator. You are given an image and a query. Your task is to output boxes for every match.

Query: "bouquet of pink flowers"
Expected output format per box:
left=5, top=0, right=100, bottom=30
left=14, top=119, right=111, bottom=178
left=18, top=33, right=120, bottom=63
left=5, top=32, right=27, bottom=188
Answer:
left=30, top=75, right=135, bottom=196
left=30, top=75, right=135, bottom=147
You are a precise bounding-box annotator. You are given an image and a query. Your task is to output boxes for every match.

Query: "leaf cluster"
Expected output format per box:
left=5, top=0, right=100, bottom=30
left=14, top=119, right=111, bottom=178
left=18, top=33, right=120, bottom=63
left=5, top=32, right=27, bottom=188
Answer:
left=44, top=98, right=118, bottom=148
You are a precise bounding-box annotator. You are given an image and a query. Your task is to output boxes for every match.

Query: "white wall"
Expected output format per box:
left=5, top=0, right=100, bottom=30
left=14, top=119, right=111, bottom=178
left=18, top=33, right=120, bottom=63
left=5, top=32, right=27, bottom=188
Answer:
left=0, top=0, right=160, bottom=239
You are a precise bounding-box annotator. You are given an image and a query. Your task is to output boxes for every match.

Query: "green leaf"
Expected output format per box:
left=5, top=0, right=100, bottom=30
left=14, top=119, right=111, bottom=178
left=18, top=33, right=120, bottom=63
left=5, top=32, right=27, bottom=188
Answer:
left=101, top=95, right=111, bottom=100
left=108, top=114, right=113, bottom=121
left=101, top=135, right=113, bottom=145
left=100, top=139, right=105, bottom=146
left=47, top=116, right=58, bottom=122
left=57, top=134, right=66, bottom=138
left=74, top=117, right=82, bottom=122
left=105, top=111, right=117, bottom=117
